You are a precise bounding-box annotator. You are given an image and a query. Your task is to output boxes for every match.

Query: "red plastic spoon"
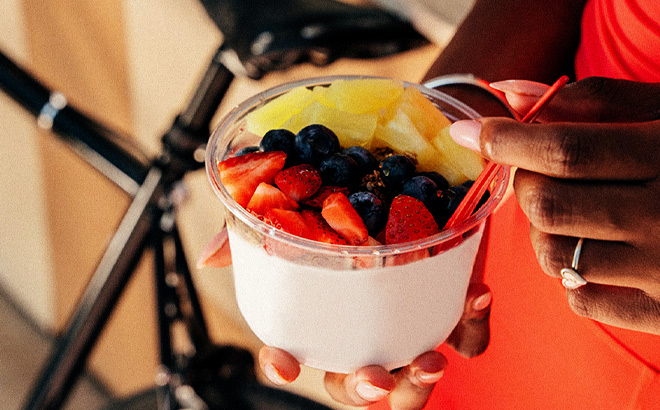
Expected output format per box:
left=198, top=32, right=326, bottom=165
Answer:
left=442, top=75, right=569, bottom=231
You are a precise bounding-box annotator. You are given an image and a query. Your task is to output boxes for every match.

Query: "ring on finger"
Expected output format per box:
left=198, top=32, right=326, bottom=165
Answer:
left=560, top=238, right=588, bottom=290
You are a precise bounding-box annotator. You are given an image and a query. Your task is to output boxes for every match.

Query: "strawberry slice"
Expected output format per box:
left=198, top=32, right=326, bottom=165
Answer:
left=300, top=210, right=348, bottom=245
left=246, top=182, right=299, bottom=216
left=274, top=164, right=322, bottom=202
left=385, top=195, right=439, bottom=245
left=302, top=185, right=349, bottom=208
left=321, top=193, right=368, bottom=245
left=218, top=151, right=287, bottom=207
left=263, top=208, right=308, bottom=237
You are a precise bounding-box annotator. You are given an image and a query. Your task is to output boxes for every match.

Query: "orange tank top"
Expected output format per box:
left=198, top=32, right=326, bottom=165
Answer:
left=370, top=0, right=660, bottom=408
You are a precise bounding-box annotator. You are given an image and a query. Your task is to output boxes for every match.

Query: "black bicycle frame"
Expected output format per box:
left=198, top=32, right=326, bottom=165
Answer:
left=0, top=45, right=236, bottom=410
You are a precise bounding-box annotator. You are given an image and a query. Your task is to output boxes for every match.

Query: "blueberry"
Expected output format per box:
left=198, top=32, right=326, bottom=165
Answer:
left=431, top=185, right=469, bottom=227
left=294, top=124, right=340, bottom=165
left=349, top=191, right=386, bottom=235
left=341, top=146, right=378, bottom=176
left=417, top=171, right=449, bottom=192
left=319, top=153, right=359, bottom=188
left=260, top=129, right=295, bottom=153
left=234, top=145, right=260, bottom=156
left=401, top=176, right=438, bottom=207
left=380, top=155, right=416, bottom=190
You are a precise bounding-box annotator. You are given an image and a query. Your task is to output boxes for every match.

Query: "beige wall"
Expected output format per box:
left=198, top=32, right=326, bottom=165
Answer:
left=0, top=0, right=471, bottom=405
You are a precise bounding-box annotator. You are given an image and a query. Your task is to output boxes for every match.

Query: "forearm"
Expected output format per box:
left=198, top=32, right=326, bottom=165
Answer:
left=424, top=0, right=588, bottom=83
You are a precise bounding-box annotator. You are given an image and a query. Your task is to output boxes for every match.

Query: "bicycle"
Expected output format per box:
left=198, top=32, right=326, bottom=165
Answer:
left=0, top=0, right=429, bottom=409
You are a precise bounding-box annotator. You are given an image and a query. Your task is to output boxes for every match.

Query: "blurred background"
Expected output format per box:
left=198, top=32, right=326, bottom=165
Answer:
left=0, top=0, right=474, bottom=408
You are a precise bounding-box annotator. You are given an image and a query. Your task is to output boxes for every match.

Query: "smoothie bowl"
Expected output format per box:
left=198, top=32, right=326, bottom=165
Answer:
left=205, top=76, right=509, bottom=374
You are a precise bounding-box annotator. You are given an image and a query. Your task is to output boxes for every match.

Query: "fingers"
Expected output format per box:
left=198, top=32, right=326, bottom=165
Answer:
left=323, top=352, right=448, bottom=409
left=258, top=346, right=301, bottom=385
left=565, top=283, right=660, bottom=335
left=513, top=169, right=658, bottom=242
left=492, top=77, right=660, bottom=123
left=388, top=351, right=448, bottom=410
left=474, top=119, right=660, bottom=180
left=324, top=366, right=395, bottom=406
left=530, top=228, right=660, bottom=295
left=446, top=282, right=491, bottom=358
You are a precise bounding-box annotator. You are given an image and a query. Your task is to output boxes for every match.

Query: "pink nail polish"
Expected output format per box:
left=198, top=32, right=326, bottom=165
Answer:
left=355, top=381, right=390, bottom=401
left=415, top=369, right=445, bottom=384
left=473, top=292, right=492, bottom=311
left=263, top=363, right=288, bottom=385
left=449, top=120, right=481, bottom=152
left=489, top=79, right=549, bottom=97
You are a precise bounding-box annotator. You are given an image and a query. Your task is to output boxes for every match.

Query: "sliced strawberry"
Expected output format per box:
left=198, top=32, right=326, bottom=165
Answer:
left=303, top=185, right=350, bottom=208
left=246, top=182, right=298, bottom=215
left=218, top=151, right=287, bottom=207
left=300, top=210, right=348, bottom=245
left=263, top=209, right=308, bottom=237
left=274, top=164, right=322, bottom=202
left=385, top=195, right=439, bottom=245
left=321, top=193, right=368, bottom=246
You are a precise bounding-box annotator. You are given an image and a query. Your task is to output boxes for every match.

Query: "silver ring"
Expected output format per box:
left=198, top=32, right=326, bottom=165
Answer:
left=560, top=238, right=587, bottom=290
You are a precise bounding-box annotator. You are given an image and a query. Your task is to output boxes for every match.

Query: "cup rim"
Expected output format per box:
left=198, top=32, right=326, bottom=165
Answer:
left=206, top=75, right=510, bottom=257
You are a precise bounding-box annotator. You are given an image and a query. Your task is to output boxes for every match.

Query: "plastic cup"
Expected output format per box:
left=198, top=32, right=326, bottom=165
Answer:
left=206, top=76, right=510, bottom=374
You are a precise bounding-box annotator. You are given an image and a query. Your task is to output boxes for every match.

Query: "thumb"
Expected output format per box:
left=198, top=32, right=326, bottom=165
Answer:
left=491, top=77, right=660, bottom=123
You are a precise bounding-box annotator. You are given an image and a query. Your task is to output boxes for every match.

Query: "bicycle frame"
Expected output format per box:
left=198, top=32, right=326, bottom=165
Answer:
left=0, top=45, right=241, bottom=410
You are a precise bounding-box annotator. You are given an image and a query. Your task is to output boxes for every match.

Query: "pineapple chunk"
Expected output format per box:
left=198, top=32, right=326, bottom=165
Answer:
left=399, top=86, right=452, bottom=140
left=245, top=86, right=314, bottom=136
left=282, top=101, right=378, bottom=148
left=431, top=125, right=486, bottom=180
left=326, top=78, right=405, bottom=114
left=374, top=109, right=438, bottom=169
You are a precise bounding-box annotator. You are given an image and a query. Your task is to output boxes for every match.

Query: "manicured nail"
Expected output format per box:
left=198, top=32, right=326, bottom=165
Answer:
left=263, top=363, right=289, bottom=385
left=414, top=368, right=445, bottom=384
left=355, top=381, right=390, bottom=401
left=449, top=120, right=481, bottom=152
left=489, top=79, right=549, bottom=97
left=473, top=292, right=492, bottom=311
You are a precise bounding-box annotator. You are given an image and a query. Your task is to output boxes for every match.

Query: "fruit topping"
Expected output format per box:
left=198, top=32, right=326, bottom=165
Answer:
left=321, top=192, right=369, bottom=246
left=274, top=164, right=322, bottom=202
left=385, top=195, right=439, bottom=245
left=301, top=210, right=349, bottom=245
left=401, top=175, right=440, bottom=209
left=341, top=146, right=378, bottom=177
left=319, top=153, right=359, bottom=188
left=218, top=150, right=287, bottom=207
left=302, top=185, right=350, bottom=209
left=260, top=129, right=297, bottom=166
left=348, top=191, right=387, bottom=236
left=246, top=182, right=299, bottom=216
left=380, top=154, right=416, bottom=190
left=294, top=124, right=340, bottom=165
left=211, top=78, right=492, bottom=259
left=263, top=208, right=308, bottom=238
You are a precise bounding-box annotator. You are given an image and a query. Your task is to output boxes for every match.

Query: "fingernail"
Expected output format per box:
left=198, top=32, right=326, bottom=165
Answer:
left=449, top=120, right=481, bottom=152
left=263, top=363, right=289, bottom=385
left=489, top=79, right=549, bottom=97
left=414, top=369, right=445, bottom=384
left=472, top=292, right=492, bottom=311
left=355, top=381, right=390, bottom=401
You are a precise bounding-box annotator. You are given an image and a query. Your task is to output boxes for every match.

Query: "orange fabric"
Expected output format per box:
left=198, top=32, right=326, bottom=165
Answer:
left=368, top=197, right=660, bottom=410
left=370, top=1, right=660, bottom=408
left=575, top=0, right=660, bottom=81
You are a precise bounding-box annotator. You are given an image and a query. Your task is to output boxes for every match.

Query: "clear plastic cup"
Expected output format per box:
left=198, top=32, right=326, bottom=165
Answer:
left=206, top=76, right=510, bottom=374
